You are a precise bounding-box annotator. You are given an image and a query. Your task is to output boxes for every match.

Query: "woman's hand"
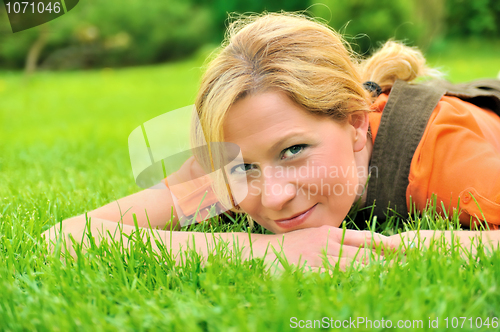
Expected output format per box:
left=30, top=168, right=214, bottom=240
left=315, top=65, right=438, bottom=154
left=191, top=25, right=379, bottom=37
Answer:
left=247, top=225, right=389, bottom=271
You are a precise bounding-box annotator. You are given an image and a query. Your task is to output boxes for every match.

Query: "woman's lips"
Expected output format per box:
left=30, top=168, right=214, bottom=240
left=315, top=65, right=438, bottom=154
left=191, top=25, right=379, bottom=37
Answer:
left=273, top=204, right=318, bottom=230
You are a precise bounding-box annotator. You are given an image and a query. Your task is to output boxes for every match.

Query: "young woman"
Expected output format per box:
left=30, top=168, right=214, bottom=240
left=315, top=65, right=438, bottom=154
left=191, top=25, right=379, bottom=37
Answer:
left=44, top=13, right=500, bottom=269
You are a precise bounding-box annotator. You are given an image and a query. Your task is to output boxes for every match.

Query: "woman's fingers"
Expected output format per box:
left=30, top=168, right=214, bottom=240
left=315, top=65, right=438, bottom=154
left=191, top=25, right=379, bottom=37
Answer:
left=388, top=230, right=442, bottom=251
left=338, top=229, right=390, bottom=248
left=317, top=226, right=392, bottom=254
left=326, top=242, right=384, bottom=264
left=262, top=226, right=390, bottom=272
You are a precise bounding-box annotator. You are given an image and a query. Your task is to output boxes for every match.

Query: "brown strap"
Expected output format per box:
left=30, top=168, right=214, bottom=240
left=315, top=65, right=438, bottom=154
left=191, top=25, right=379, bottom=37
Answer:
left=427, top=79, right=500, bottom=115
left=365, top=79, right=446, bottom=220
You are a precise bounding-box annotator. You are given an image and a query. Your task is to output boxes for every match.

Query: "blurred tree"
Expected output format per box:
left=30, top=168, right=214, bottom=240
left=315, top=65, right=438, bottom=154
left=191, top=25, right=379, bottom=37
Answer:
left=310, top=0, right=445, bottom=54
left=25, top=25, right=49, bottom=74
left=445, top=0, right=500, bottom=37
left=0, top=0, right=498, bottom=69
left=412, top=0, right=446, bottom=49
left=0, top=0, right=311, bottom=69
left=193, top=0, right=309, bottom=39
left=0, top=0, right=218, bottom=69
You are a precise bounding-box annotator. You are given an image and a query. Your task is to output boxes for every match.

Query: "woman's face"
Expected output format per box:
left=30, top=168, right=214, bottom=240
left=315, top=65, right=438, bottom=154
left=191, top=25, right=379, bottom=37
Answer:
left=223, top=90, right=371, bottom=233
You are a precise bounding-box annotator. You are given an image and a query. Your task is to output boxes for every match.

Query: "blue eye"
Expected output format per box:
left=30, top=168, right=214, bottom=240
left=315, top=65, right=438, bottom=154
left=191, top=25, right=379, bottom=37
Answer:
left=281, top=144, right=307, bottom=159
left=230, top=163, right=255, bottom=174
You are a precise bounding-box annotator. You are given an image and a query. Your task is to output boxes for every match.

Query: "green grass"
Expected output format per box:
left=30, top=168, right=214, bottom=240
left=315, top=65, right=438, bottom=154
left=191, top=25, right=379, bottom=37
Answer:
left=1, top=41, right=500, bottom=331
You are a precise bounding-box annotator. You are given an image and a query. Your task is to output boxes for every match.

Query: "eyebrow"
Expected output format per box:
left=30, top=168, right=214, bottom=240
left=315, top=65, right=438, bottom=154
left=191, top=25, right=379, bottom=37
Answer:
left=268, top=130, right=309, bottom=154
left=238, top=130, right=311, bottom=164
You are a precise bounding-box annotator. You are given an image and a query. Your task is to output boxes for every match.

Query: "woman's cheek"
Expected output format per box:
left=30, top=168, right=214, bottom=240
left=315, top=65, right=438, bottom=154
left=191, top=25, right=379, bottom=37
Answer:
left=237, top=178, right=262, bottom=216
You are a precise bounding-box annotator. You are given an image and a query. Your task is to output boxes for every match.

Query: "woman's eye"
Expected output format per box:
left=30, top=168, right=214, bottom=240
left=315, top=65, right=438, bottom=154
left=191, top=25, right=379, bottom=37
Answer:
left=230, top=163, right=254, bottom=174
left=281, top=144, right=307, bottom=159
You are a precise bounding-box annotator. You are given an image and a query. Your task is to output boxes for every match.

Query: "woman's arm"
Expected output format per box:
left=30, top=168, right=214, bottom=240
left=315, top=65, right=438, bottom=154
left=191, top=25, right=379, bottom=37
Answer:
left=43, top=216, right=387, bottom=270
left=45, top=181, right=387, bottom=269
left=75, top=186, right=180, bottom=229
left=388, top=230, right=500, bottom=255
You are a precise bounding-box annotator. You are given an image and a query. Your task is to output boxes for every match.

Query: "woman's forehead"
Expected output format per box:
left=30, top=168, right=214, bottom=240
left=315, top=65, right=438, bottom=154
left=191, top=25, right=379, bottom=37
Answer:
left=224, top=91, right=317, bottom=140
left=222, top=91, right=346, bottom=162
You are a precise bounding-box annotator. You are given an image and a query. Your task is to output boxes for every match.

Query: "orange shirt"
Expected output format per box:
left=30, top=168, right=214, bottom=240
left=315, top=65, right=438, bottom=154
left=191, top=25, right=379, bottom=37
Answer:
left=369, top=94, right=500, bottom=228
left=164, top=94, right=500, bottom=228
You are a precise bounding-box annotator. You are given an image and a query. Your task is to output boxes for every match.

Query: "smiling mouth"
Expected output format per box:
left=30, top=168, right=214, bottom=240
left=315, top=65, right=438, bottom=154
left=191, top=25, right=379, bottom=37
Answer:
left=273, top=204, right=318, bottom=229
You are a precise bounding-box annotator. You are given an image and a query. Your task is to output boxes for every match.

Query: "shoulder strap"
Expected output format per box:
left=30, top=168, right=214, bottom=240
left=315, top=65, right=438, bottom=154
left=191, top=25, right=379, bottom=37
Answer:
left=365, top=78, right=500, bottom=221
left=365, top=80, right=446, bottom=220
left=427, top=79, right=500, bottom=115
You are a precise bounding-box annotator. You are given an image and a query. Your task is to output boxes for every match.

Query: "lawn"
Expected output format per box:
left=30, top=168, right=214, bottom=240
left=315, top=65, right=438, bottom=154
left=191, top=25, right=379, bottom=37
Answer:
left=1, top=41, right=500, bottom=331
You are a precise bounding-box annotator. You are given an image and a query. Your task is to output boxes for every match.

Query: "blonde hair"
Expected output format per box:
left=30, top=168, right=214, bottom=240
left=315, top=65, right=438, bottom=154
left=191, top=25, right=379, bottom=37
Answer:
left=360, top=40, right=441, bottom=92
left=192, top=12, right=436, bottom=219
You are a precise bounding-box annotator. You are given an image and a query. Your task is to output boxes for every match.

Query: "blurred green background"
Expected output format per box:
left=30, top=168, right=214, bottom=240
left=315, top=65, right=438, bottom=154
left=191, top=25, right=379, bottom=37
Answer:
left=0, top=0, right=499, bottom=70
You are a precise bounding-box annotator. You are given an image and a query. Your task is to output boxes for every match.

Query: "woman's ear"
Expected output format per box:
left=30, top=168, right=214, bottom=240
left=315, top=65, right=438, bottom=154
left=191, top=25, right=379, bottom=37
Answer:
left=348, top=111, right=370, bottom=152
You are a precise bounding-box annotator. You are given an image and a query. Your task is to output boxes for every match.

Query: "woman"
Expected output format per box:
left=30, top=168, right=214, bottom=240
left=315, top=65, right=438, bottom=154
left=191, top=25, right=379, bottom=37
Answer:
left=44, top=12, right=500, bottom=270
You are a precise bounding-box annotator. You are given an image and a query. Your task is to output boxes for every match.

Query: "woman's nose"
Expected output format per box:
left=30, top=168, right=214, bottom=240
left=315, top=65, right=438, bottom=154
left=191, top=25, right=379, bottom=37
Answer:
left=260, top=171, right=296, bottom=210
